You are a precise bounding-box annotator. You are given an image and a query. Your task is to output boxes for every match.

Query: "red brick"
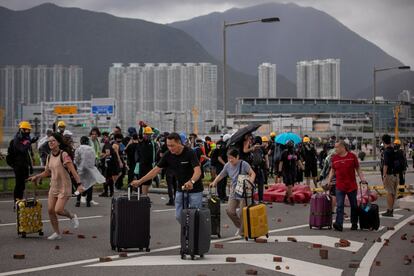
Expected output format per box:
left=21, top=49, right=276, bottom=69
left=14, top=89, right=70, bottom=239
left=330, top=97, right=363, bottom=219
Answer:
left=401, top=233, right=408, bottom=240
left=285, top=266, right=290, bottom=270
left=246, top=269, right=258, bottom=275
left=312, top=243, right=322, bottom=248
left=13, top=254, right=25, bottom=260
left=273, top=256, right=282, bottom=262
left=92, top=236, right=97, bottom=239
left=119, top=253, right=128, bottom=258
left=409, top=221, right=414, bottom=226
left=77, top=234, right=86, bottom=239
left=375, top=261, right=381, bottom=266
left=339, top=239, right=351, bottom=246
left=54, top=245, right=60, bottom=250
left=287, top=237, right=297, bottom=242
left=62, top=230, right=72, bottom=235
left=255, top=238, right=267, bottom=243
left=226, top=257, right=236, bottom=262
left=277, top=218, right=282, bottom=222
left=349, top=263, right=360, bottom=268
left=214, top=243, right=224, bottom=249
left=386, top=226, right=395, bottom=230
left=275, top=265, right=281, bottom=270
left=99, top=257, right=112, bottom=262
left=320, top=249, right=328, bottom=259
left=376, top=237, right=382, bottom=243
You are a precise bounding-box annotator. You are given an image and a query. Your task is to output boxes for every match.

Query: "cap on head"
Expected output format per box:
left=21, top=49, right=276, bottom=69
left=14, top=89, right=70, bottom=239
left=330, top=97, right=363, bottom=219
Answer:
left=270, top=132, right=276, bottom=137
left=262, top=136, right=269, bottom=142
left=57, top=121, right=66, bottom=128
left=143, top=126, right=154, bottom=134
left=303, top=137, right=310, bottom=143
left=19, top=121, right=32, bottom=130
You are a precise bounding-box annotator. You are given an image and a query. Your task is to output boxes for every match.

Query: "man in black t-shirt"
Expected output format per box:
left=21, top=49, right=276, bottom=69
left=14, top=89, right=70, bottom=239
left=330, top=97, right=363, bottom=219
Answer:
left=382, top=134, right=399, bottom=217
left=131, top=132, right=202, bottom=222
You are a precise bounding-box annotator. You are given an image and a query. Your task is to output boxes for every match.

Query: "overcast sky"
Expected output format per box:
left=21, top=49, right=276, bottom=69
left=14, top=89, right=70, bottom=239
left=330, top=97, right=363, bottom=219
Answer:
left=1, top=0, right=413, bottom=67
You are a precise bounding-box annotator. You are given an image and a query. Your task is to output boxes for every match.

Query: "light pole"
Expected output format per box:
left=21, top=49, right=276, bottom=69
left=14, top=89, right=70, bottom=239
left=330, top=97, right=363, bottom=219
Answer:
left=222, top=17, right=280, bottom=132
left=372, top=65, right=410, bottom=159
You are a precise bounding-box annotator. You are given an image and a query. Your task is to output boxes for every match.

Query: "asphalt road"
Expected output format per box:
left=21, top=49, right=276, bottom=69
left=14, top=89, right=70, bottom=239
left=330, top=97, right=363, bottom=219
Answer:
left=0, top=172, right=413, bottom=276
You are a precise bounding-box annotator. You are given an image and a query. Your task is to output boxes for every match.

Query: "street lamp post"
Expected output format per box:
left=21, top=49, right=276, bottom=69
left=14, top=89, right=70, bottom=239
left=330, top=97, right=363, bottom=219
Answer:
left=372, top=65, right=410, bottom=159
left=222, top=17, right=280, bottom=132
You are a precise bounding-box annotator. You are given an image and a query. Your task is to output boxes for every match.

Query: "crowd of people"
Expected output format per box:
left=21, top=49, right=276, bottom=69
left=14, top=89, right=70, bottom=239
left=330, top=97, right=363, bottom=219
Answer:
left=6, top=119, right=412, bottom=239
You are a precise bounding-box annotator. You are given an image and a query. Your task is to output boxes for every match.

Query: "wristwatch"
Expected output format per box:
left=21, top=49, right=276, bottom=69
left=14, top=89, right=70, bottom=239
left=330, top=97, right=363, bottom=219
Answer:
left=190, top=179, right=195, bottom=184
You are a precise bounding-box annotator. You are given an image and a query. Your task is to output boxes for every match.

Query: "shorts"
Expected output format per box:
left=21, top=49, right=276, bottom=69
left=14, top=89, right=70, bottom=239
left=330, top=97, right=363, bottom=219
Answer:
left=304, top=163, right=318, bottom=178
left=283, top=171, right=296, bottom=186
left=384, top=174, right=399, bottom=195
left=139, top=163, right=153, bottom=186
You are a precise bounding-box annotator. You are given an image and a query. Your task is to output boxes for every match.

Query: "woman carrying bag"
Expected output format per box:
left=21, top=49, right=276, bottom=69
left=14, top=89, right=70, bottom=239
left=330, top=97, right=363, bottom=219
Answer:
left=209, top=148, right=255, bottom=237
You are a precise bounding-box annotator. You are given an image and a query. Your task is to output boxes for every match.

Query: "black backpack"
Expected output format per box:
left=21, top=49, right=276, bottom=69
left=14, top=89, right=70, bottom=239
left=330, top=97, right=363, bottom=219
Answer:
left=251, top=148, right=264, bottom=167
left=6, top=140, right=16, bottom=168
left=393, top=150, right=407, bottom=174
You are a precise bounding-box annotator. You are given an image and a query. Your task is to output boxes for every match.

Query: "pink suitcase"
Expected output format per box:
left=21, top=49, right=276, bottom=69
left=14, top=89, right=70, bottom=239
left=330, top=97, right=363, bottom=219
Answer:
left=309, top=193, right=332, bottom=229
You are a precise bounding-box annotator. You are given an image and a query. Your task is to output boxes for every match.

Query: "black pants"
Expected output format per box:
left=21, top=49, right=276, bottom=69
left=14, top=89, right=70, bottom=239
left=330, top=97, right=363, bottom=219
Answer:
left=115, top=165, right=126, bottom=190
left=76, top=188, right=92, bottom=202
left=253, top=167, right=264, bottom=202
left=104, top=177, right=114, bottom=196
left=127, top=162, right=138, bottom=184
left=13, top=166, right=29, bottom=201
left=215, top=165, right=227, bottom=200
left=166, top=173, right=177, bottom=202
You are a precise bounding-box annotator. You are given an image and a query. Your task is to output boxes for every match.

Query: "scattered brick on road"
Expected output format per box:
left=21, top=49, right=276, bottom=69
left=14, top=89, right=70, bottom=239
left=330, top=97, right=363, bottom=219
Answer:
left=246, top=269, right=258, bottom=275
left=401, top=233, right=408, bottom=240
left=226, top=257, right=236, bottom=262
left=285, top=266, right=290, bottom=270
left=349, top=263, right=360, bottom=268
left=99, top=257, right=112, bottom=262
left=409, top=221, right=414, bottom=226
left=214, top=243, right=224, bottom=249
left=255, top=238, right=267, bottom=243
left=375, top=260, right=381, bottom=266
left=287, top=237, right=297, bottom=242
left=312, top=243, right=322, bottom=248
left=62, top=230, right=72, bottom=235
left=54, top=245, right=60, bottom=250
left=376, top=237, right=382, bottom=243
left=13, top=254, right=25, bottom=260
left=277, top=218, right=282, bottom=222
left=119, top=253, right=128, bottom=258
left=273, top=256, right=283, bottom=262
left=77, top=234, right=86, bottom=239
left=404, top=255, right=412, bottom=265
left=275, top=265, right=281, bottom=270
left=386, top=226, right=395, bottom=230
left=92, top=236, right=97, bottom=239
left=320, top=249, right=328, bottom=259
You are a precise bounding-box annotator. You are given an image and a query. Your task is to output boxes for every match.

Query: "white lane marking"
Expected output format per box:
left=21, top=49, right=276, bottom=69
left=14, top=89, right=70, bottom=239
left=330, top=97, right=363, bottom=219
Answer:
left=87, top=254, right=343, bottom=276
left=0, top=215, right=103, bottom=227
left=230, top=235, right=363, bottom=252
left=355, top=214, right=414, bottom=276
left=152, top=208, right=175, bottom=213
left=342, top=223, right=385, bottom=231
left=379, top=213, right=403, bottom=220
left=0, top=231, right=239, bottom=276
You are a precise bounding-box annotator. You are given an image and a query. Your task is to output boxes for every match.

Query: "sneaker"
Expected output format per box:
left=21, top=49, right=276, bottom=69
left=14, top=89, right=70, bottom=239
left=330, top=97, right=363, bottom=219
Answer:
left=86, top=202, right=91, bottom=207
left=80, top=196, right=87, bottom=204
left=75, top=202, right=80, bottom=207
left=382, top=210, right=394, bottom=217
left=71, top=214, right=79, bottom=229
left=234, top=229, right=240, bottom=236
left=90, top=200, right=99, bottom=206
left=47, top=232, right=62, bottom=240
left=351, top=224, right=358, bottom=231
left=333, top=222, right=343, bottom=232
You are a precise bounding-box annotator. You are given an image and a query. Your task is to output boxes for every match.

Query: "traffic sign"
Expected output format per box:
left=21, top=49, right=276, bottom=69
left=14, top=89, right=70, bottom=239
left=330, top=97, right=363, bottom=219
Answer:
left=54, top=105, right=78, bottom=115
left=92, top=105, right=114, bottom=115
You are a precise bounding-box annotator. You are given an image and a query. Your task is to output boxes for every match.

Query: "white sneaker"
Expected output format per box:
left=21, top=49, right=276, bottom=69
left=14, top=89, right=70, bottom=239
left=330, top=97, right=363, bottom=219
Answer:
left=47, top=232, right=62, bottom=240
left=80, top=196, right=87, bottom=203
left=234, top=229, right=240, bottom=236
left=71, top=214, right=79, bottom=229
left=90, top=200, right=99, bottom=206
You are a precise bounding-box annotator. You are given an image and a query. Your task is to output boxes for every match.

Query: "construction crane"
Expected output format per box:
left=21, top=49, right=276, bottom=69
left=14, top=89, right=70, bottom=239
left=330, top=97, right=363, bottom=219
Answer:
left=394, top=104, right=400, bottom=140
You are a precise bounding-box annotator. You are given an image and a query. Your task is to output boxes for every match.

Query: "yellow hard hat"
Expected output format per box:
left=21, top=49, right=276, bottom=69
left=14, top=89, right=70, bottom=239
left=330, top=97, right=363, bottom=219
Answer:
left=19, top=121, right=32, bottom=130
left=394, top=139, right=401, bottom=145
left=262, top=136, right=269, bottom=142
left=270, top=132, right=276, bottom=137
left=143, top=126, right=154, bottom=134
left=57, top=121, right=66, bottom=127
left=303, top=137, right=311, bottom=143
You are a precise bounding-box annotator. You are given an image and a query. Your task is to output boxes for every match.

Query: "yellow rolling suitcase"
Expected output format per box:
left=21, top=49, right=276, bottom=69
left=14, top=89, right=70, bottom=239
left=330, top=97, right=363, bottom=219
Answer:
left=16, top=186, right=43, bottom=238
left=242, top=180, right=269, bottom=241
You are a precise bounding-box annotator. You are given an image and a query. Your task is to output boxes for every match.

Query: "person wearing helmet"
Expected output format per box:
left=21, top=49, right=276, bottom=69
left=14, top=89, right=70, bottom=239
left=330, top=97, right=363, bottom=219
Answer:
left=278, top=140, right=303, bottom=205
left=56, top=120, right=66, bottom=135
left=134, top=126, right=158, bottom=195
left=393, top=139, right=407, bottom=198
left=300, top=137, right=318, bottom=188
left=9, top=121, right=37, bottom=203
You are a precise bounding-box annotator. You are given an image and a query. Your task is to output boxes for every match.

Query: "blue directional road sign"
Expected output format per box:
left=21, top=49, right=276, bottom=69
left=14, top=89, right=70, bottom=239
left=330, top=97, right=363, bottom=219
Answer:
left=92, top=105, right=114, bottom=115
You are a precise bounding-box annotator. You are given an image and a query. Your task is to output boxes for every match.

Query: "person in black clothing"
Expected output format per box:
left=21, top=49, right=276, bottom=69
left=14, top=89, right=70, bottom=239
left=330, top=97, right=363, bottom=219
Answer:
left=278, top=140, right=304, bottom=205
left=393, top=139, right=407, bottom=198
left=99, top=135, right=119, bottom=197
left=11, top=121, right=37, bottom=202
left=125, top=133, right=140, bottom=184
left=301, top=137, right=318, bottom=188
left=251, top=136, right=266, bottom=203
left=131, top=132, right=202, bottom=222
left=113, top=133, right=126, bottom=190
left=382, top=134, right=399, bottom=217
left=135, top=127, right=157, bottom=195
left=216, top=134, right=231, bottom=202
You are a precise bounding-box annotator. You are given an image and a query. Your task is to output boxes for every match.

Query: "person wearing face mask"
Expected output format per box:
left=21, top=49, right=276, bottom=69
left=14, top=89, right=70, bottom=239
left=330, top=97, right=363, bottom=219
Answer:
left=9, top=121, right=38, bottom=203
left=278, top=140, right=303, bottom=205
left=134, top=126, right=157, bottom=195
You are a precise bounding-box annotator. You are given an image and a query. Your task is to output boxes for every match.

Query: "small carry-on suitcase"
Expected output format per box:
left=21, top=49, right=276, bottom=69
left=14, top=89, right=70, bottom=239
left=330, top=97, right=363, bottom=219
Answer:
left=180, top=192, right=211, bottom=260
left=207, top=187, right=221, bottom=238
left=358, top=182, right=380, bottom=230
left=242, top=180, right=269, bottom=241
left=110, top=186, right=151, bottom=252
left=16, top=186, right=44, bottom=238
left=309, top=192, right=332, bottom=229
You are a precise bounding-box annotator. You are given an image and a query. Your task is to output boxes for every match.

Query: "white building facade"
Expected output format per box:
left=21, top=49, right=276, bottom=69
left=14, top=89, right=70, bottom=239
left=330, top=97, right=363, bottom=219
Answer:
left=258, top=63, right=277, bottom=98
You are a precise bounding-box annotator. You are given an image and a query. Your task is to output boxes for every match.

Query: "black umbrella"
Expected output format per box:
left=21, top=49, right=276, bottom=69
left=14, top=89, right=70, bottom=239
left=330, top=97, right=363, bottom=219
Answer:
left=226, top=123, right=261, bottom=147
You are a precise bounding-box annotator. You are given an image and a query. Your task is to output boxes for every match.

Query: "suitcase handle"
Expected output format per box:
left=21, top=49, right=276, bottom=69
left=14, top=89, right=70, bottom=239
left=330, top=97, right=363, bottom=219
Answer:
left=182, top=190, right=190, bottom=209
left=127, top=185, right=140, bottom=201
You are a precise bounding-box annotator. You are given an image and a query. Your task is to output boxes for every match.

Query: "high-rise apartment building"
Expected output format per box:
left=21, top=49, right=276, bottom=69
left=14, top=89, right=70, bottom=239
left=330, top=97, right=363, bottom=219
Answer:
left=0, top=65, right=83, bottom=127
left=109, top=63, right=218, bottom=129
left=258, top=63, right=277, bottom=98
left=296, top=59, right=340, bottom=99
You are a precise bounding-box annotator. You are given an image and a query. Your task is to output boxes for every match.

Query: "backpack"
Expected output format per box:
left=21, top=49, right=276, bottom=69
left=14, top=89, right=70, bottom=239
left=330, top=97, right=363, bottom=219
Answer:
left=251, top=148, right=264, bottom=167
left=6, top=139, right=16, bottom=168
left=393, top=150, right=407, bottom=174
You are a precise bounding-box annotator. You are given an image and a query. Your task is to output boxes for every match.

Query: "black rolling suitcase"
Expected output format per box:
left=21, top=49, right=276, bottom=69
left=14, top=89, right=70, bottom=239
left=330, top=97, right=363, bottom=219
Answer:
left=358, top=182, right=380, bottom=230
left=207, top=188, right=221, bottom=238
left=180, top=192, right=211, bottom=260
left=110, top=187, right=151, bottom=252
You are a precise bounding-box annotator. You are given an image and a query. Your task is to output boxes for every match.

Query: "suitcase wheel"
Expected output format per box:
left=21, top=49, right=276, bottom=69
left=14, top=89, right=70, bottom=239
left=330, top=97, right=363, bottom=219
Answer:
left=191, top=255, right=195, bottom=260
left=39, top=231, right=44, bottom=236
left=21, top=232, right=26, bottom=238
left=146, top=248, right=150, bottom=252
